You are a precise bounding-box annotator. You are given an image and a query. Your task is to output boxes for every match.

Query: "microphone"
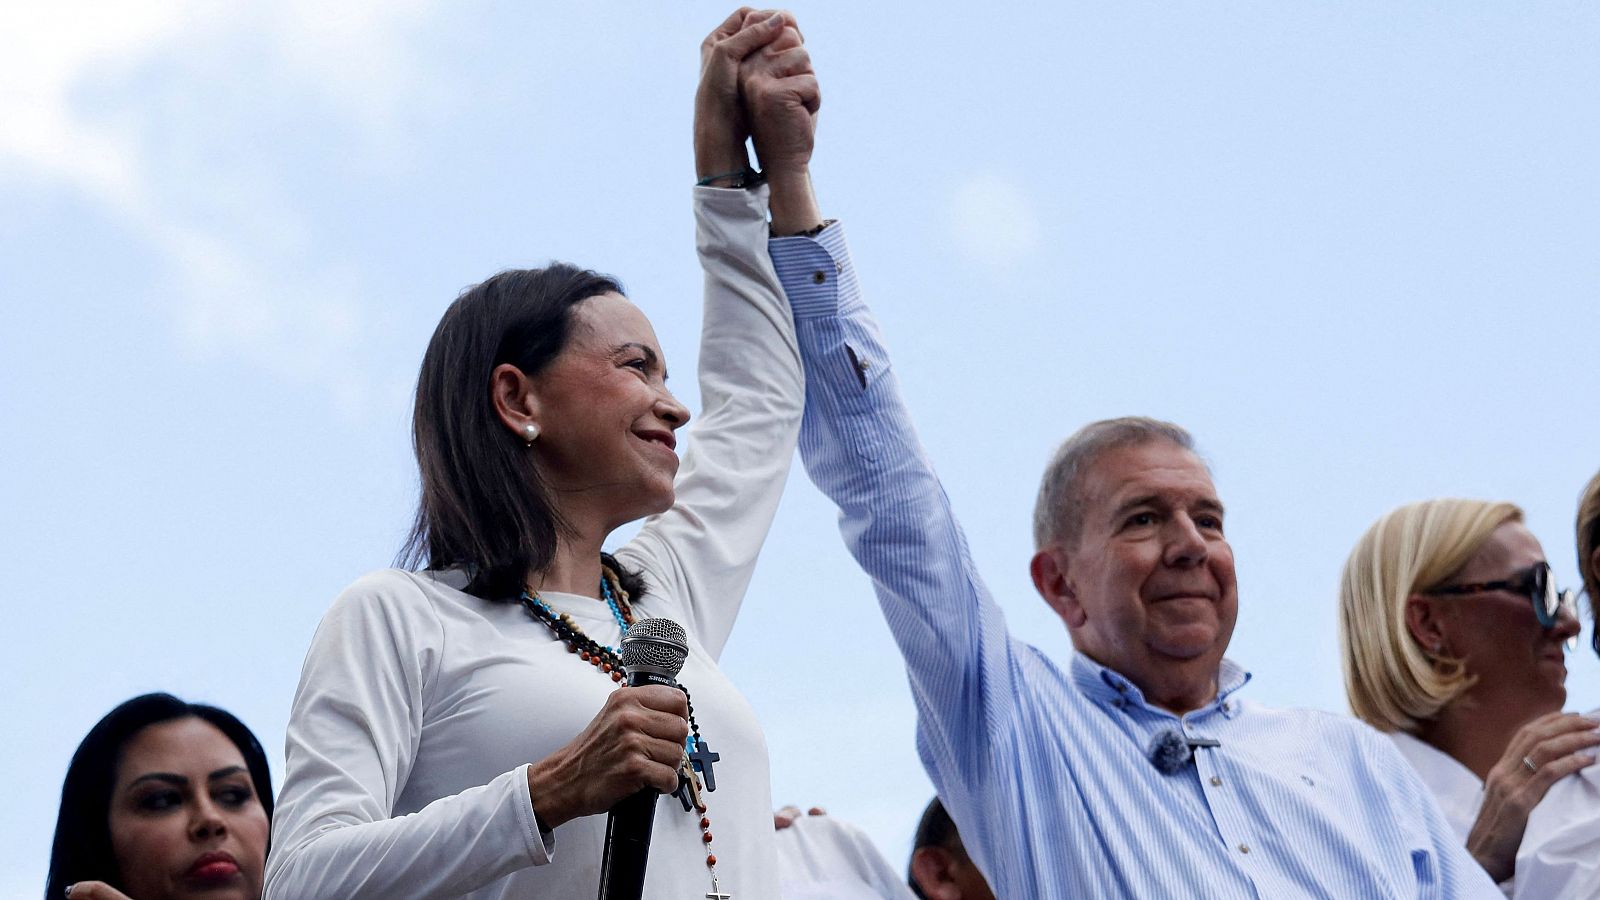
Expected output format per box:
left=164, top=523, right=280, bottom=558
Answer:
left=598, top=618, right=690, bottom=900
left=1146, top=728, right=1221, bottom=775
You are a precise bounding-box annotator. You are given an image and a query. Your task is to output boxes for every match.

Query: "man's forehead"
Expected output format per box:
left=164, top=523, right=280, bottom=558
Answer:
left=1091, top=443, right=1220, bottom=507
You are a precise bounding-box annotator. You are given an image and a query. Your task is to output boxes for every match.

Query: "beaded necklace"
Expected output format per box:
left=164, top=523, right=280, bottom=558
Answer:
left=518, top=567, right=730, bottom=899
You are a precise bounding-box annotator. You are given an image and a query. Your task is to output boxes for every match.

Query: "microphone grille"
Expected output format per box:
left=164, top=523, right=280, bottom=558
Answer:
left=619, top=618, right=689, bottom=675
left=1147, top=729, right=1193, bottom=776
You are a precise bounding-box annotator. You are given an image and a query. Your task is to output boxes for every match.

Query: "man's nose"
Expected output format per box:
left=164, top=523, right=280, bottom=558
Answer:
left=1163, top=515, right=1208, bottom=566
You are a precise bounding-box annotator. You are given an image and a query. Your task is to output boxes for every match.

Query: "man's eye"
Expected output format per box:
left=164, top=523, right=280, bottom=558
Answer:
left=1125, top=513, right=1156, bottom=527
left=1197, top=516, right=1223, bottom=531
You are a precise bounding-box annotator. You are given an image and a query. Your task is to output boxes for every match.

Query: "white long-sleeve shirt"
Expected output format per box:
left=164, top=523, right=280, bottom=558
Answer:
left=264, top=184, right=803, bottom=899
left=1513, top=707, right=1600, bottom=898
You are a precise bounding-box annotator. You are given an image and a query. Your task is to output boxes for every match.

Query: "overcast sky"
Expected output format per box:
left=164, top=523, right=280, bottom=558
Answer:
left=4, top=1, right=1599, bottom=894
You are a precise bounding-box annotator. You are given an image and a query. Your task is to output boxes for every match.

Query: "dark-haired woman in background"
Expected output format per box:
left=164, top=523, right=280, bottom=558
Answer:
left=1508, top=470, right=1600, bottom=897
left=264, top=10, right=820, bottom=899
left=47, top=693, right=273, bottom=900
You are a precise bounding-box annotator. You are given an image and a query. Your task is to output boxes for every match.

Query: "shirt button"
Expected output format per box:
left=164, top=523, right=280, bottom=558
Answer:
left=1209, top=776, right=1222, bottom=787
left=812, top=271, right=827, bottom=284
left=1238, top=844, right=1250, bottom=854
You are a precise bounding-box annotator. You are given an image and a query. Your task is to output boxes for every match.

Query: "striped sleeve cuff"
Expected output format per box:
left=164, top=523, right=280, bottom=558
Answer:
left=770, top=223, right=853, bottom=319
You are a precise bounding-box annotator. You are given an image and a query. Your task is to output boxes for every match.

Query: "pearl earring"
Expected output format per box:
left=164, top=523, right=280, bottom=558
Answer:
left=522, top=423, right=540, bottom=445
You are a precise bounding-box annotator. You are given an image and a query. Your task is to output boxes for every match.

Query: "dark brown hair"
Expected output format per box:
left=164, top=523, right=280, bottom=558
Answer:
left=399, top=264, right=644, bottom=601
left=46, top=694, right=273, bottom=899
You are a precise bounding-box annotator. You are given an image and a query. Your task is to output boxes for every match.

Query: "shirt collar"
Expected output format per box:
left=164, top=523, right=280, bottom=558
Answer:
left=1069, top=652, right=1252, bottom=718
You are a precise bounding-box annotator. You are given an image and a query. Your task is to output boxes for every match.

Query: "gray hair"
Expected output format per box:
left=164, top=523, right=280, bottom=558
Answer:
left=1032, top=417, right=1198, bottom=549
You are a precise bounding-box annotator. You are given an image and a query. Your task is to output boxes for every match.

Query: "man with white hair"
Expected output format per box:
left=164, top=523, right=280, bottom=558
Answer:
left=738, top=12, right=1502, bottom=896
left=769, top=301, right=1503, bottom=898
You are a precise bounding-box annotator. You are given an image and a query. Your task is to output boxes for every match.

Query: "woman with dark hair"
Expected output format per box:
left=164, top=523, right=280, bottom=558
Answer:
left=264, top=10, right=819, bottom=899
left=47, top=693, right=273, bottom=900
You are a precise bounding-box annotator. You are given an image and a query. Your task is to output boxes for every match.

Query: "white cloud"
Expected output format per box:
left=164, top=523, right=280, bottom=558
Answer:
left=944, top=171, right=1042, bottom=269
left=0, top=0, right=443, bottom=415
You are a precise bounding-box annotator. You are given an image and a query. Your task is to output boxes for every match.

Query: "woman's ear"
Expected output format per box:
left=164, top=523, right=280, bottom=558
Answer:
left=490, top=363, right=540, bottom=441
left=1404, top=593, right=1447, bottom=656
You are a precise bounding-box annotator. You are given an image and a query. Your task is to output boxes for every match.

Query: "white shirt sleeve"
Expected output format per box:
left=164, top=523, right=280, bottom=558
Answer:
left=617, top=184, right=804, bottom=659
left=775, top=815, right=919, bottom=900
left=263, top=572, right=552, bottom=900
left=1514, top=757, right=1600, bottom=898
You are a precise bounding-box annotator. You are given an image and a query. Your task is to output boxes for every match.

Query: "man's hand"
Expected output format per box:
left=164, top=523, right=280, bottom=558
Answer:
left=695, top=9, right=791, bottom=182
left=737, top=10, right=822, bottom=233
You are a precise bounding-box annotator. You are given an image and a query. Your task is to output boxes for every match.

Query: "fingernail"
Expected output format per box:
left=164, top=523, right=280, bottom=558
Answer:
left=766, top=12, right=783, bottom=25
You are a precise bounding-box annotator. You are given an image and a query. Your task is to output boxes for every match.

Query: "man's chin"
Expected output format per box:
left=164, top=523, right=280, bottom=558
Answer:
left=1149, top=629, right=1224, bottom=662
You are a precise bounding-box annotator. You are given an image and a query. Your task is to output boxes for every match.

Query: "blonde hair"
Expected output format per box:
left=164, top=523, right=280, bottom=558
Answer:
left=1579, top=471, right=1600, bottom=609
left=1339, top=498, right=1523, bottom=733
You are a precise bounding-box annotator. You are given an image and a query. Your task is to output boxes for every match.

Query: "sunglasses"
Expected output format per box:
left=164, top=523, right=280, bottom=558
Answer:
left=1422, top=561, right=1577, bottom=630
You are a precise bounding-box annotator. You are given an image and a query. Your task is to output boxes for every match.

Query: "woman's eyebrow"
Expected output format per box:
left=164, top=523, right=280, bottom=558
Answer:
left=208, top=765, right=248, bottom=781
left=613, top=342, right=668, bottom=380
left=127, top=772, right=188, bottom=789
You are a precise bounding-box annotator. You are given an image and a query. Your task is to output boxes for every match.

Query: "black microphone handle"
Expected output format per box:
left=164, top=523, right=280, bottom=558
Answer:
left=597, top=789, right=658, bottom=900
left=597, top=666, right=678, bottom=900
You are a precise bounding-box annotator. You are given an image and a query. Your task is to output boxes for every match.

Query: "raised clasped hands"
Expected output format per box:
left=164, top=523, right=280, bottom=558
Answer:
left=734, top=8, right=818, bottom=184
left=696, top=9, right=822, bottom=234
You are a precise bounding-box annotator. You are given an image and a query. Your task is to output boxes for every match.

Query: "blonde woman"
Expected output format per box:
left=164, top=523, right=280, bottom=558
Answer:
left=1340, top=498, right=1597, bottom=887
left=1512, top=472, right=1600, bottom=897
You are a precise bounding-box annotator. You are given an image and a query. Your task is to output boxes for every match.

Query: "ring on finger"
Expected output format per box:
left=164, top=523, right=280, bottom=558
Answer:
left=1523, top=755, right=1539, bottom=774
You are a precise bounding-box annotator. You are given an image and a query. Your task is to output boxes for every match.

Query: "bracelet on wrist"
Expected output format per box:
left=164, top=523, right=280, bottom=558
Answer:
left=696, top=165, right=767, bottom=189
left=772, top=218, right=834, bottom=238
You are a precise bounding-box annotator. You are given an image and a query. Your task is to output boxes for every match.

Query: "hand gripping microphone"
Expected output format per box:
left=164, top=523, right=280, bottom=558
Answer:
left=597, top=618, right=690, bottom=900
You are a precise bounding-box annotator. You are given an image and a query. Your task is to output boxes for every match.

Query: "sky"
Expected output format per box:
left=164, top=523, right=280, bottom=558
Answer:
left=3, top=1, right=1599, bottom=894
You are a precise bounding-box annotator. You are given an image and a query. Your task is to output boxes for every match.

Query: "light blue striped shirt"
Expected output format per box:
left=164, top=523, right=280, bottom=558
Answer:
left=768, top=225, right=1500, bottom=900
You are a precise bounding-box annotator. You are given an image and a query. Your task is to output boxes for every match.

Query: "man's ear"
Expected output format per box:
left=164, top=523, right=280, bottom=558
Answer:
left=909, top=847, right=964, bottom=900
left=1031, top=545, right=1085, bottom=628
left=490, top=363, right=540, bottom=438
left=1404, top=593, right=1447, bottom=656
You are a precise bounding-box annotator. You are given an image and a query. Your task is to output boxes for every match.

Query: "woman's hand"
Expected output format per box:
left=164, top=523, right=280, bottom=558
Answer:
left=694, top=8, right=793, bottom=181
left=525, top=685, right=690, bottom=830
left=1466, top=711, right=1600, bottom=882
left=64, top=882, right=135, bottom=899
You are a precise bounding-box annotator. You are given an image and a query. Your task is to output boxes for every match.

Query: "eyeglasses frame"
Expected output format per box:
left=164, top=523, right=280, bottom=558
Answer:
left=1420, top=560, right=1576, bottom=631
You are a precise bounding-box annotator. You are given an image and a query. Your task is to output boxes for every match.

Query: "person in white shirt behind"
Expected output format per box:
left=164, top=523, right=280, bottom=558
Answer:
left=1339, top=498, right=1600, bottom=890
left=773, top=806, right=915, bottom=900
left=1512, top=470, right=1600, bottom=897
